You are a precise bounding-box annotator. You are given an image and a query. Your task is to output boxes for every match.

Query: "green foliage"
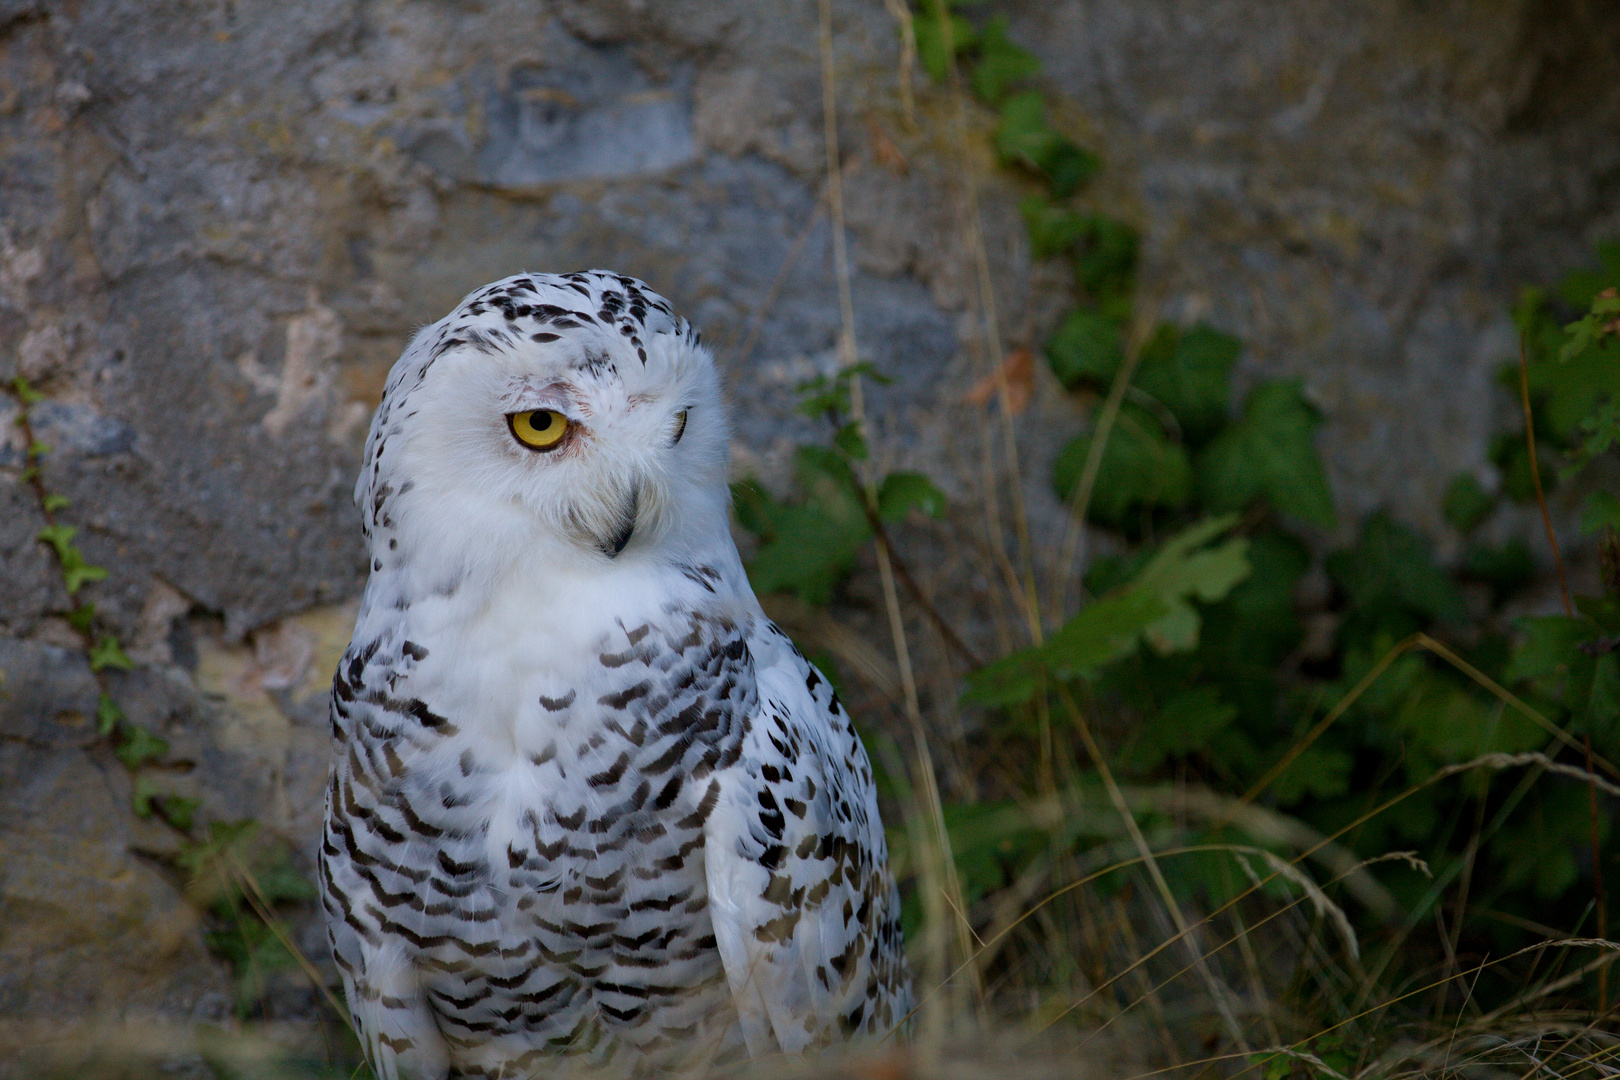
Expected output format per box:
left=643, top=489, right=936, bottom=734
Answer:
left=1581, top=490, right=1620, bottom=534
left=6, top=344, right=327, bottom=1031
left=1122, top=687, right=1238, bottom=772
left=133, top=775, right=200, bottom=829
left=969, top=15, right=1040, bottom=104
left=1020, top=195, right=1092, bottom=260
left=911, top=9, right=977, bottom=83
left=1052, top=405, right=1192, bottom=527
left=884, top=7, right=1620, bottom=1033
left=1045, top=307, right=1124, bottom=387
left=963, top=516, right=1249, bottom=706
left=96, top=691, right=123, bottom=735
left=795, top=362, right=891, bottom=421
left=1558, top=286, right=1620, bottom=362
left=37, top=522, right=111, bottom=596
left=1132, top=323, right=1242, bottom=446
left=1505, top=610, right=1620, bottom=737
left=993, top=92, right=1100, bottom=197
left=1072, top=215, right=1138, bottom=321
left=1462, top=538, right=1534, bottom=599
left=734, top=452, right=869, bottom=605
left=89, top=634, right=134, bottom=672
left=733, top=368, right=947, bottom=605
left=1327, top=513, right=1466, bottom=631
left=114, top=721, right=169, bottom=767
left=1513, top=249, right=1620, bottom=453
left=877, top=472, right=947, bottom=521
left=1442, top=473, right=1496, bottom=533
left=179, top=822, right=318, bottom=1016
left=1195, top=380, right=1335, bottom=528
left=10, top=374, right=43, bottom=405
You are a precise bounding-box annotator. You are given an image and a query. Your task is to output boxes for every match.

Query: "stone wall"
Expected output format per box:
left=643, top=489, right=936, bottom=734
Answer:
left=1, top=0, right=1616, bottom=1059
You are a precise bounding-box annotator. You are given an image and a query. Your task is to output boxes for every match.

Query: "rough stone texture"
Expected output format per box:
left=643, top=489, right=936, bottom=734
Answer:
left=1008, top=0, right=1620, bottom=546
left=0, top=0, right=1616, bottom=1043
left=0, top=640, right=232, bottom=1046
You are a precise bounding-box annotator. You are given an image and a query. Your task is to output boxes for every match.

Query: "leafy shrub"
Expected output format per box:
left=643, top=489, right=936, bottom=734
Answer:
left=738, top=0, right=1620, bottom=1057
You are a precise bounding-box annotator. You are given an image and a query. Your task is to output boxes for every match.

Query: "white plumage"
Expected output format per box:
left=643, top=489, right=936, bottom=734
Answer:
left=319, top=271, right=910, bottom=1078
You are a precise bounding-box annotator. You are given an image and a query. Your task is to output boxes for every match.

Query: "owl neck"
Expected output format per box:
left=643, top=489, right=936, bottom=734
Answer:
left=357, top=508, right=752, bottom=642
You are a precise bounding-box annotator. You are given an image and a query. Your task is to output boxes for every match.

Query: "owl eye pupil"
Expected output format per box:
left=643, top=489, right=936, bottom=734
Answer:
left=509, top=409, right=569, bottom=451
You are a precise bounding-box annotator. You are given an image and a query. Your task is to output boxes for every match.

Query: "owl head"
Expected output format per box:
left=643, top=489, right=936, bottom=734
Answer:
left=356, top=272, right=731, bottom=593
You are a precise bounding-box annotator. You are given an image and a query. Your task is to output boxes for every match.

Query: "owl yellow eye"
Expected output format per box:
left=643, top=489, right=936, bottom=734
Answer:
left=672, top=409, right=688, bottom=446
left=508, top=410, right=569, bottom=451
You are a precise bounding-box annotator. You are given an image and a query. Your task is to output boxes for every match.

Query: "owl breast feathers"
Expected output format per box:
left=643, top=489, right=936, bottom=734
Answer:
left=319, top=271, right=911, bottom=1079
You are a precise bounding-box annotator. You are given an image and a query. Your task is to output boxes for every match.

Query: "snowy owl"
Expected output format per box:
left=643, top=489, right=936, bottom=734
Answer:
left=319, top=271, right=911, bottom=1079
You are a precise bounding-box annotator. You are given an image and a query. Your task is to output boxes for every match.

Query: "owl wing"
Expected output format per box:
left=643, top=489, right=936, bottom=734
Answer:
left=704, top=620, right=910, bottom=1056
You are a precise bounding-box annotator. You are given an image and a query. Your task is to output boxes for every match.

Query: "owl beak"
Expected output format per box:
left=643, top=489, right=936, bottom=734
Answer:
left=602, top=484, right=638, bottom=558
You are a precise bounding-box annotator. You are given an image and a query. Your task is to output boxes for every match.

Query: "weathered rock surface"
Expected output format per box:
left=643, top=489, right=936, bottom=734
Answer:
left=0, top=640, right=231, bottom=1066
left=0, top=0, right=1615, bottom=1046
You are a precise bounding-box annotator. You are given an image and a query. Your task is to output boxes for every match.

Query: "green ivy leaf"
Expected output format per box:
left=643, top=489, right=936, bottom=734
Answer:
left=877, top=472, right=947, bottom=521
left=133, top=777, right=200, bottom=828
left=10, top=375, right=43, bottom=405
left=965, top=519, right=1247, bottom=706
left=132, top=774, right=161, bottom=818
left=1269, top=743, right=1353, bottom=804
left=730, top=478, right=780, bottom=540
left=67, top=603, right=96, bottom=632
left=961, top=647, right=1049, bottom=708
left=795, top=362, right=890, bottom=421
left=89, top=635, right=134, bottom=673
left=1504, top=613, right=1620, bottom=737
left=993, top=91, right=1054, bottom=167
left=1581, top=491, right=1620, bottom=535
left=1198, top=529, right=1310, bottom=672
left=1123, top=687, right=1238, bottom=772
left=1327, top=513, right=1467, bottom=628
left=1495, top=783, right=1600, bottom=900
left=1505, top=615, right=1592, bottom=688
left=1131, top=515, right=1251, bottom=653
left=36, top=523, right=77, bottom=561
left=1443, top=474, right=1496, bottom=533
left=1563, top=401, right=1620, bottom=480
left=1131, top=323, right=1241, bottom=446
left=1522, top=334, right=1620, bottom=442
left=1555, top=240, right=1620, bottom=311
left=1043, top=142, right=1103, bottom=199
left=1044, top=307, right=1123, bottom=388
left=1052, top=405, right=1192, bottom=528
left=1072, top=216, right=1137, bottom=314
left=993, top=91, right=1100, bottom=196
left=115, top=723, right=169, bottom=768
left=969, top=16, right=1040, bottom=105
left=41, top=492, right=70, bottom=512
left=912, top=10, right=978, bottom=83
left=1462, top=539, right=1533, bottom=600
left=96, top=692, right=124, bottom=736
left=157, top=794, right=200, bottom=831
left=1487, top=431, right=1542, bottom=503
left=1393, top=674, right=1539, bottom=766
left=743, top=448, right=871, bottom=604
left=1577, top=594, right=1620, bottom=635
left=1558, top=290, right=1620, bottom=363
left=1043, top=588, right=1170, bottom=679
left=833, top=422, right=868, bottom=461
left=1194, top=380, right=1335, bottom=528
left=62, top=559, right=109, bottom=596
left=1019, top=195, right=1091, bottom=260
